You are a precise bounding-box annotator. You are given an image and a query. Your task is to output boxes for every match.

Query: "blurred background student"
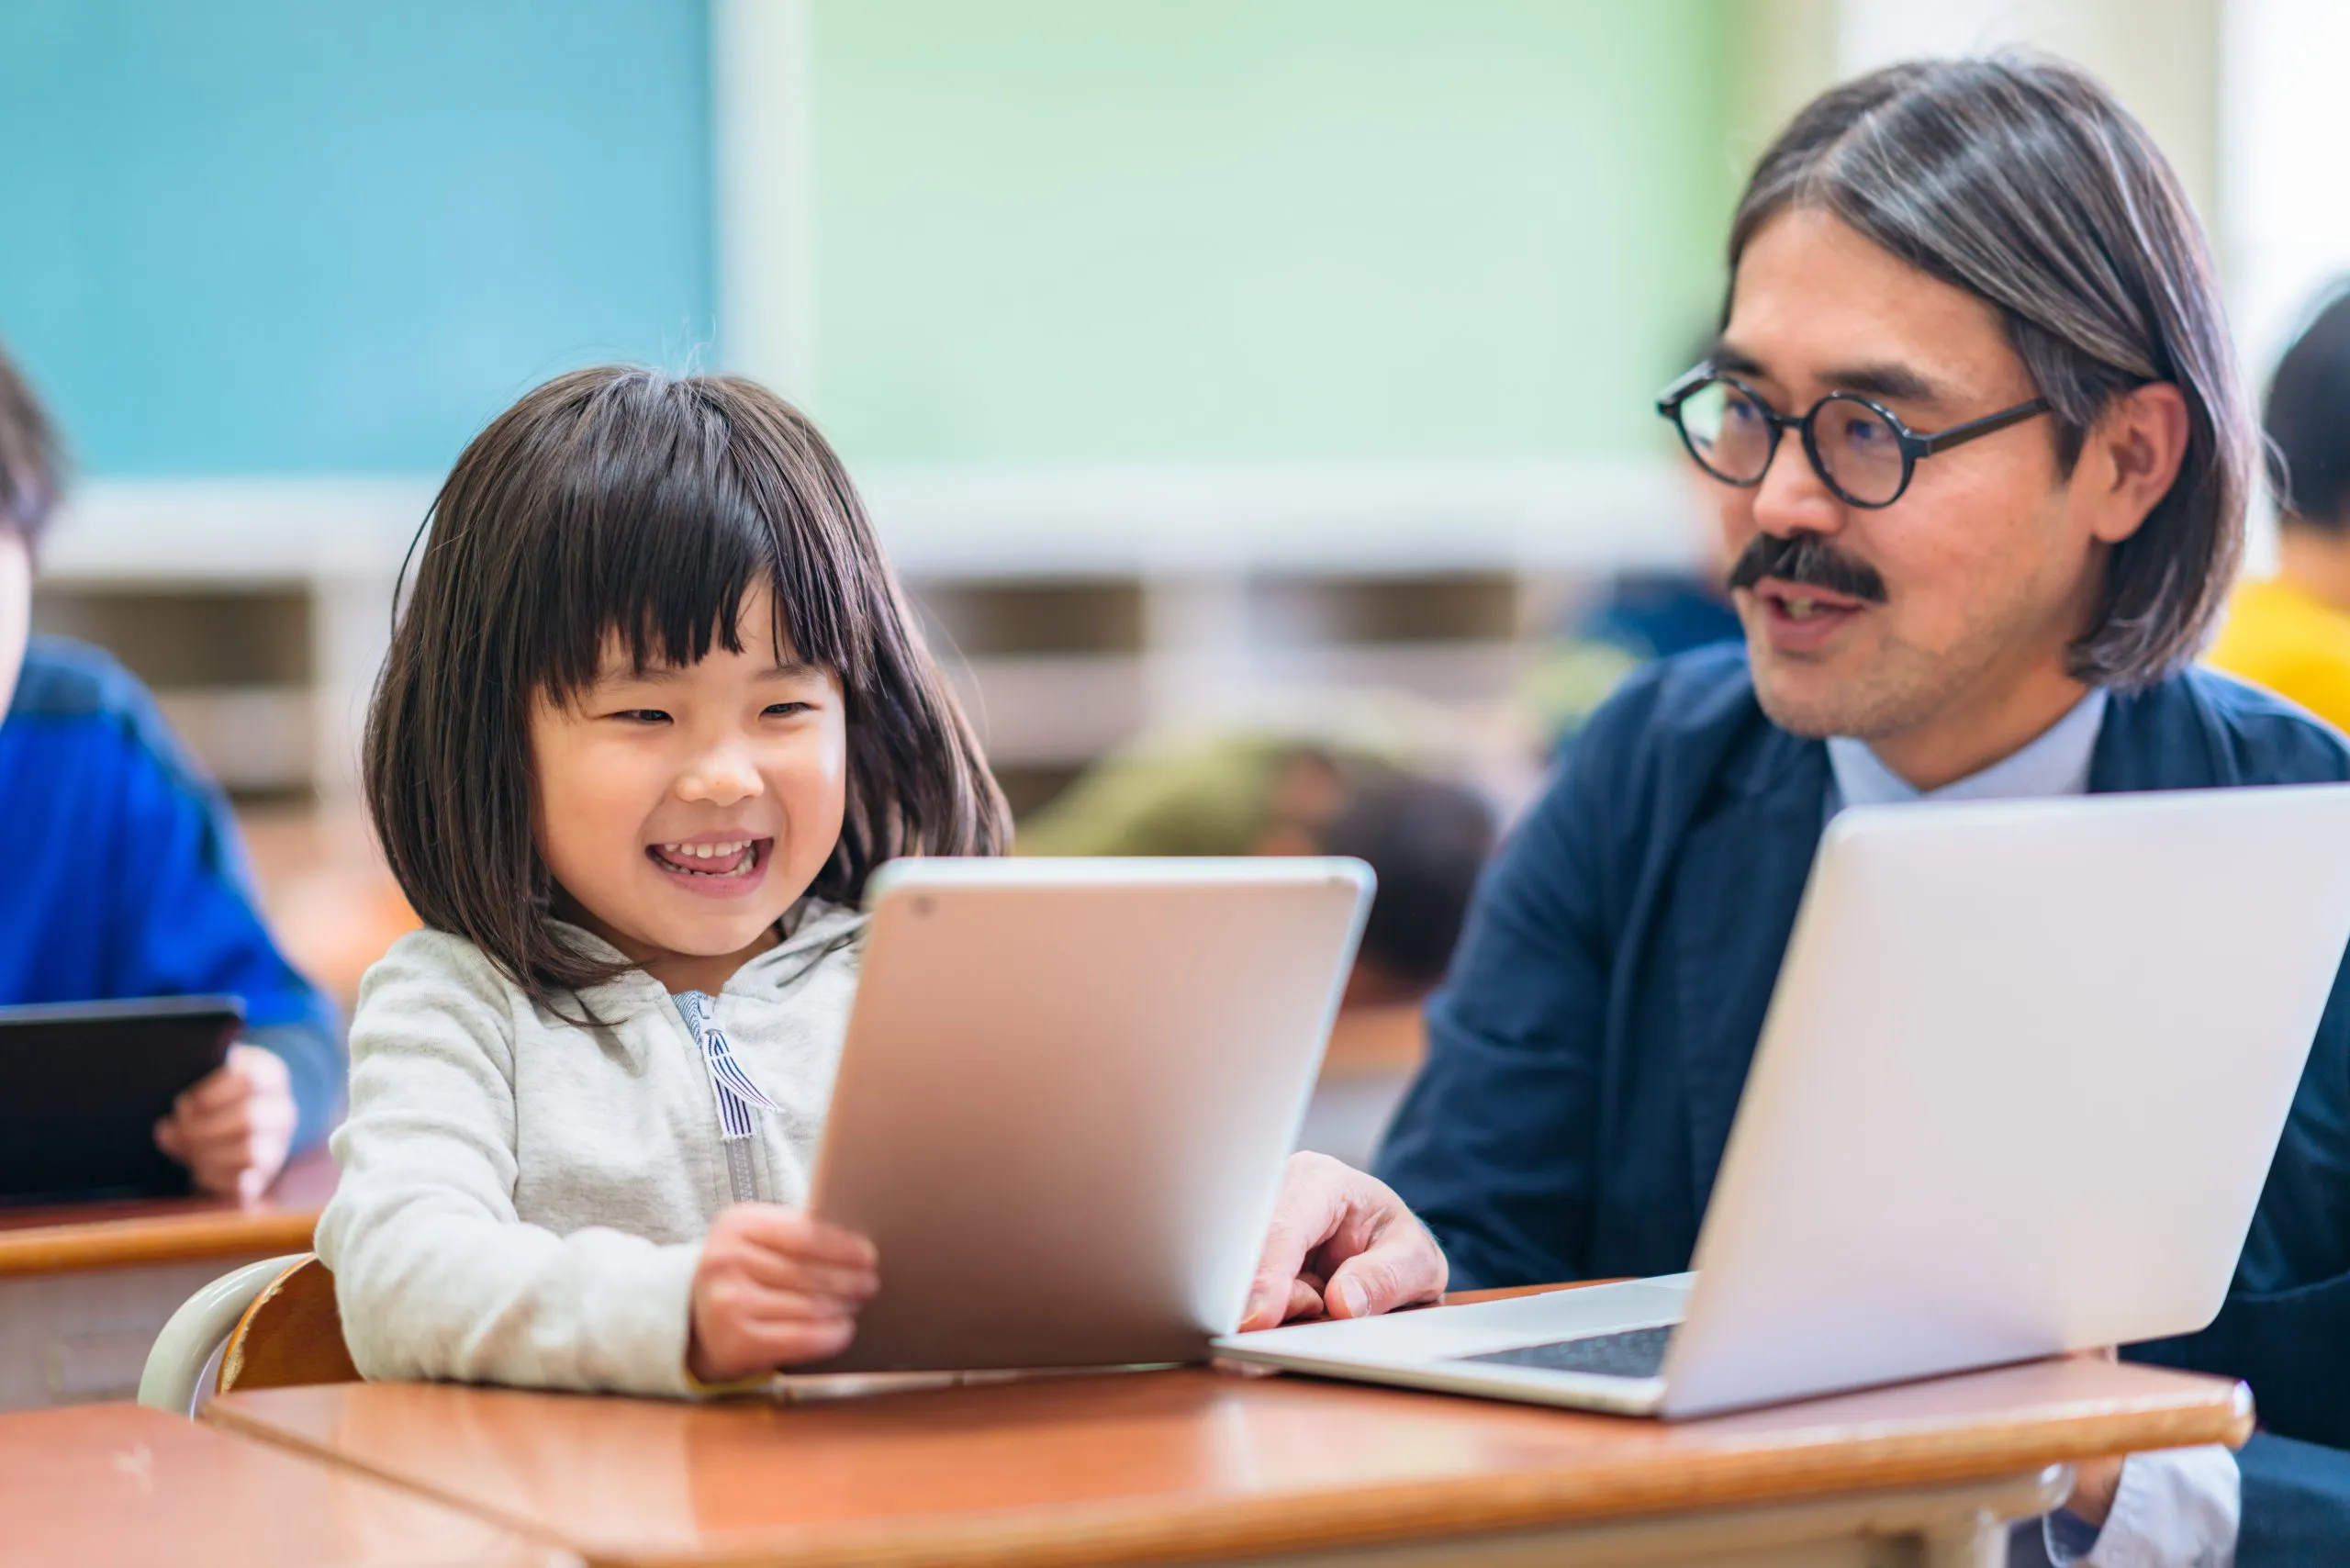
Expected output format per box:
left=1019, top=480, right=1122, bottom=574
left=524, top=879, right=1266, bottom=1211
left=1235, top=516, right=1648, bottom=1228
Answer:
left=0, top=341, right=341, bottom=1197
left=1019, top=733, right=1497, bottom=1009
left=2208, top=286, right=2350, bottom=731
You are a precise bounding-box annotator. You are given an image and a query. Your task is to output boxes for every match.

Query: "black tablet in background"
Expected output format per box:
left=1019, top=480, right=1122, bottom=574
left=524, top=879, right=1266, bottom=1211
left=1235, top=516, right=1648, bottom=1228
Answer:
left=0, top=995, right=242, bottom=1204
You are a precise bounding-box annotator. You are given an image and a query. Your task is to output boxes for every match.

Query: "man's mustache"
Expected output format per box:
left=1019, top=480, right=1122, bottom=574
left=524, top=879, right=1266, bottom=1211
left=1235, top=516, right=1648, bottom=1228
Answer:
left=1726, top=532, right=1889, bottom=605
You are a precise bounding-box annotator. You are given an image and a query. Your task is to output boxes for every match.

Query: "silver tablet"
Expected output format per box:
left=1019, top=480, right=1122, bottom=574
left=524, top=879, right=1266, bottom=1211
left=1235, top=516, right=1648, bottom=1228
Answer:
left=805, top=856, right=1371, bottom=1373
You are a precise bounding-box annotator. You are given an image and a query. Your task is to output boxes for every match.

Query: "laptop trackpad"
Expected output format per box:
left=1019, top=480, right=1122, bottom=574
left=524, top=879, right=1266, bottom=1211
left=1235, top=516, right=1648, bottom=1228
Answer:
left=1461, top=1323, right=1676, bottom=1379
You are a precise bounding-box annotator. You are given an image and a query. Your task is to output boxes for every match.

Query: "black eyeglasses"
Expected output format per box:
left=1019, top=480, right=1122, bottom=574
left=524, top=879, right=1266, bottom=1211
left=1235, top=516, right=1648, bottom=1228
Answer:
left=1655, top=366, right=2051, bottom=509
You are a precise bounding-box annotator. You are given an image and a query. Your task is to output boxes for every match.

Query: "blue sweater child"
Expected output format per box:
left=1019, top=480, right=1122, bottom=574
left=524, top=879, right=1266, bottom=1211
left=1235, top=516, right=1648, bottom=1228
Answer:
left=0, top=336, right=340, bottom=1197
left=0, top=635, right=344, bottom=1175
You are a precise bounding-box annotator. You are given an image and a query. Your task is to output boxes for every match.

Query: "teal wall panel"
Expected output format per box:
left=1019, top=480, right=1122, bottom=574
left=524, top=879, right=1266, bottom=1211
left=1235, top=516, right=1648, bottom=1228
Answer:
left=0, top=0, right=712, bottom=476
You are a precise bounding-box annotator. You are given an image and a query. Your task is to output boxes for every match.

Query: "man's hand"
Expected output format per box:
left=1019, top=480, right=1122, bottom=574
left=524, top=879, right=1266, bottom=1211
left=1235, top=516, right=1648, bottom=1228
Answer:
left=687, top=1204, right=880, bottom=1383
left=2066, top=1454, right=2125, bottom=1527
left=153, top=1043, right=297, bottom=1200
left=1238, top=1151, right=1447, bottom=1331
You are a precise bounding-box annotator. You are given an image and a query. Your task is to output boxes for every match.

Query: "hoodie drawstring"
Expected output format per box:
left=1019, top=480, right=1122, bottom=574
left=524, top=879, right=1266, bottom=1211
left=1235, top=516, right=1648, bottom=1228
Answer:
left=674, top=991, right=785, bottom=1204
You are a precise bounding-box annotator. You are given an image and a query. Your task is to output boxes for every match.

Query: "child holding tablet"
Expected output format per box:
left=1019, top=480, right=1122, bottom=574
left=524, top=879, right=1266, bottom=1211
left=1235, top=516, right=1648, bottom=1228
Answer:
left=317, top=368, right=1007, bottom=1394
left=0, top=337, right=342, bottom=1196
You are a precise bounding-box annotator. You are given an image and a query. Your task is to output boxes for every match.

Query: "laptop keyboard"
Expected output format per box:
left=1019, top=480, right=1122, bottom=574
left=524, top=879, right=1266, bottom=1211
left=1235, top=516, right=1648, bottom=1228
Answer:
left=1460, top=1323, right=1676, bottom=1380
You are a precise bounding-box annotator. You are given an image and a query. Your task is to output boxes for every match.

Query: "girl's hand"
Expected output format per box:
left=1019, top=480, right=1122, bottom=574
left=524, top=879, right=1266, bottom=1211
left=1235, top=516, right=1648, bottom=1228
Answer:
left=153, top=1043, right=297, bottom=1201
left=687, top=1204, right=880, bottom=1383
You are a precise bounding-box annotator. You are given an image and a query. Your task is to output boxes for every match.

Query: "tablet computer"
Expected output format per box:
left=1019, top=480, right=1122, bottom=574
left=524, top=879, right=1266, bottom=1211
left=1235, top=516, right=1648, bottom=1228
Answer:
left=805, top=857, right=1371, bottom=1374
left=0, top=995, right=243, bottom=1204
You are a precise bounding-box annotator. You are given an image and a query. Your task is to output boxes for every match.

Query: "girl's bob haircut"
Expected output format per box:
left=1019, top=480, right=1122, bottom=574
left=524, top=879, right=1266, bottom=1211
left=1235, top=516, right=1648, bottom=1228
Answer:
left=364, top=365, right=1009, bottom=1003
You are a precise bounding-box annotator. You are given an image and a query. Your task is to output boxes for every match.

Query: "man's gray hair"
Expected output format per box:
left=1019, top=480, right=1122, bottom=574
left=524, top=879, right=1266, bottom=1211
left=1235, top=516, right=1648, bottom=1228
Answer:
left=1729, top=53, right=2250, bottom=688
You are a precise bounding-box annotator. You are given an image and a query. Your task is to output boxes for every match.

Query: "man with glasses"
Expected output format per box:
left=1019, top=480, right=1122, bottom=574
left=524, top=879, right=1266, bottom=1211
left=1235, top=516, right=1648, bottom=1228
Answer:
left=1243, top=54, right=2350, bottom=1564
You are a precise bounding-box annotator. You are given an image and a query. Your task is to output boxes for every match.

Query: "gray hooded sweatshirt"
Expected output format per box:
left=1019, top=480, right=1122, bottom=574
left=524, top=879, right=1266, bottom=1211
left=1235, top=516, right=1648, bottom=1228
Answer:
left=315, top=902, right=866, bottom=1397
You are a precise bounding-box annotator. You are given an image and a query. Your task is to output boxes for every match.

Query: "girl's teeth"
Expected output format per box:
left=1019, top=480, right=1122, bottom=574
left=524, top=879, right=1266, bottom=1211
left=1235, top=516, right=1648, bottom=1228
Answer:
left=654, top=841, right=755, bottom=875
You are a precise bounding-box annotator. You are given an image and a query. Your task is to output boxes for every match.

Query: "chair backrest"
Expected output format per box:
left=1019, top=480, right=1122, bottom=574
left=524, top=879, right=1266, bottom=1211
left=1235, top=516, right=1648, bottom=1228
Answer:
left=218, top=1253, right=360, bottom=1394
left=138, top=1252, right=308, bottom=1416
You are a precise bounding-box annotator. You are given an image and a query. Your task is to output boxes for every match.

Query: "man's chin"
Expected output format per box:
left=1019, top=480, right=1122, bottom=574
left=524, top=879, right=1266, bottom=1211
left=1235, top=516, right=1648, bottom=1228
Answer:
left=1749, top=653, right=1872, bottom=741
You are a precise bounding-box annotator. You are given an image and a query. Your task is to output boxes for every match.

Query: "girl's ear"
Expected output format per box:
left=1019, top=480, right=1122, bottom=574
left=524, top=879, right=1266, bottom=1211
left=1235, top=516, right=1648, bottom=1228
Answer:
left=2082, top=381, right=2190, bottom=546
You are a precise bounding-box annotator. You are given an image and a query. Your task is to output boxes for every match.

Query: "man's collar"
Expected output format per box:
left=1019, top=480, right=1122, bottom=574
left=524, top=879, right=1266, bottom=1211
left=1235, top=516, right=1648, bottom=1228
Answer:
left=1827, top=688, right=2109, bottom=810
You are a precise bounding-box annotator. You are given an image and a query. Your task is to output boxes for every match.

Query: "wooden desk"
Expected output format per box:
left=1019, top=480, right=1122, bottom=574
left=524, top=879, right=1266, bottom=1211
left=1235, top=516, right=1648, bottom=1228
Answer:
left=207, top=1355, right=2249, bottom=1568
left=0, top=1148, right=334, bottom=1409
left=0, top=1402, right=568, bottom=1568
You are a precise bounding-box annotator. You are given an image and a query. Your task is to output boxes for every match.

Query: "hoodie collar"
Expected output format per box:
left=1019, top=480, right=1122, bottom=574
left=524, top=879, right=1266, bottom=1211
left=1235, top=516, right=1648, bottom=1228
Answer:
left=549, top=897, right=867, bottom=1025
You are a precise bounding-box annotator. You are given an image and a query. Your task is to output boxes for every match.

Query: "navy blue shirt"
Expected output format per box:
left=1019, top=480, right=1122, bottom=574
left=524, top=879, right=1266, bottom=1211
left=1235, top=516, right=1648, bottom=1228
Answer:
left=1379, top=644, right=2350, bottom=1562
left=0, top=636, right=342, bottom=1150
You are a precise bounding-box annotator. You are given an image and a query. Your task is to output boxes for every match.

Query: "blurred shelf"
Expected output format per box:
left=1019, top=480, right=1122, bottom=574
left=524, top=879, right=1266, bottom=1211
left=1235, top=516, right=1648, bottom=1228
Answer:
left=1243, top=640, right=1529, bottom=699
left=35, top=466, right=1675, bottom=806
left=944, top=655, right=1149, bottom=767
left=151, top=689, right=315, bottom=796
left=942, top=642, right=1529, bottom=771
left=31, top=584, right=319, bottom=802
left=863, top=460, right=1695, bottom=577
left=40, top=479, right=433, bottom=584
left=40, top=460, right=1698, bottom=584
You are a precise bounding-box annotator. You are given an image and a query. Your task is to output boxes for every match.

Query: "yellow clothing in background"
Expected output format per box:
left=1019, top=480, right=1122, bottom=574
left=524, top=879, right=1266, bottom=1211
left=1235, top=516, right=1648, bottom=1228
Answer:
left=2207, top=577, right=2350, bottom=734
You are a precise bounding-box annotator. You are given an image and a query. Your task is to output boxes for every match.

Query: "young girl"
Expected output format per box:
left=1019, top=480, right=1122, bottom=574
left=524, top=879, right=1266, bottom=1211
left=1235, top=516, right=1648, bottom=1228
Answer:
left=317, top=367, right=1008, bottom=1394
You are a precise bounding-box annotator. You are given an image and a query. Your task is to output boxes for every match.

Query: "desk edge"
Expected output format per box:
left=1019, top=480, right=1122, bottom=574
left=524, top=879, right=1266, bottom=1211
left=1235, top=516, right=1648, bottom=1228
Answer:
left=0, top=1210, right=321, bottom=1276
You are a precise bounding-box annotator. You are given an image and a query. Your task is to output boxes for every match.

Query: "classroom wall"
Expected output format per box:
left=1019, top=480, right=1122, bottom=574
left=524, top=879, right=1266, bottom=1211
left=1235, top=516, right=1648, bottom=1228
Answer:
left=798, top=0, right=1739, bottom=467
left=2, top=0, right=1739, bottom=483
left=0, top=0, right=712, bottom=476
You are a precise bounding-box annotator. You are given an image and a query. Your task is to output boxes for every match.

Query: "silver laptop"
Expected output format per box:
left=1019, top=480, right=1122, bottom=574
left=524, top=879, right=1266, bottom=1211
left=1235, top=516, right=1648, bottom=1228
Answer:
left=1215, top=785, right=2350, bottom=1417
left=805, top=856, right=1371, bottom=1374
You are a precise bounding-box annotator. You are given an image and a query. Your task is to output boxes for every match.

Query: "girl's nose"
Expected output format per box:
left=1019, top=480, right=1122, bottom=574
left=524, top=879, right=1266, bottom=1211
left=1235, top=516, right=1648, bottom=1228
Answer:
left=677, top=746, right=763, bottom=805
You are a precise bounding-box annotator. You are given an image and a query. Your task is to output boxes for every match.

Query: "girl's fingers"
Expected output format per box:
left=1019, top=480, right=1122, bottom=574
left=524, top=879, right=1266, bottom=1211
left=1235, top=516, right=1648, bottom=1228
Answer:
left=726, top=1205, right=878, bottom=1271
left=700, top=1271, right=866, bottom=1321
left=732, top=1249, right=880, bottom=1304
left=728, top=1275, right=873, bottom=1328
left=730, top=1314, right=858, bottom=1368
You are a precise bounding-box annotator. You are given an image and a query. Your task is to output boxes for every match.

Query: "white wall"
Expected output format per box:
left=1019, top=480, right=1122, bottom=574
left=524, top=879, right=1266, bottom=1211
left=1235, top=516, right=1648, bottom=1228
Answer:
left=1834, top=0, right=2219, bottom=220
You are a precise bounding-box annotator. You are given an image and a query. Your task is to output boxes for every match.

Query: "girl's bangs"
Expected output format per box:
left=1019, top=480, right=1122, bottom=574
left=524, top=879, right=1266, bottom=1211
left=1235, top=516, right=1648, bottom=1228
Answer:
left=513, top=386, right=858, bottom=703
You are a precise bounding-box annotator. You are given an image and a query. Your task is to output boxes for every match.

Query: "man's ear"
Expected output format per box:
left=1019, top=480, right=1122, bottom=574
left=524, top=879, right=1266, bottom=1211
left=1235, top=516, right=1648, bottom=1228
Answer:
left=2082, top=381, right=2191, bottom=545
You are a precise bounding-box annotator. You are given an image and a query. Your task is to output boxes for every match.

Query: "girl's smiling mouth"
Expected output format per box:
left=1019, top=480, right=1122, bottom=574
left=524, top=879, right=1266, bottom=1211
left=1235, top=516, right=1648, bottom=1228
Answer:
left=646, top=836, right=773, bottom=895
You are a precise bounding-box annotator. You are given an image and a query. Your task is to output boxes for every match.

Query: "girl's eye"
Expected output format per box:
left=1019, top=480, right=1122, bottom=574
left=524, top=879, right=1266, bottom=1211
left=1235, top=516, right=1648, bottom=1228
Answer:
left=764, top=701, right=813, bottom=718
left=613, top=709, right=671, bottom=724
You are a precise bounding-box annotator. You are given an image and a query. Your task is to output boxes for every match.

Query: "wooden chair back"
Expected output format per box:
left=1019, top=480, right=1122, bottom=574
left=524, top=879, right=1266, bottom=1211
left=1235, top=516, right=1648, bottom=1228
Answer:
left=217, top=1253, right=361, bottom=1394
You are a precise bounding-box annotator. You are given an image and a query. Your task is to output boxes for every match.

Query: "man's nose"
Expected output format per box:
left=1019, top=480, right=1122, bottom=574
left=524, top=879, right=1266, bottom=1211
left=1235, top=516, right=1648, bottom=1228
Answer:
left=1751, top=434, right=1846, bottom=540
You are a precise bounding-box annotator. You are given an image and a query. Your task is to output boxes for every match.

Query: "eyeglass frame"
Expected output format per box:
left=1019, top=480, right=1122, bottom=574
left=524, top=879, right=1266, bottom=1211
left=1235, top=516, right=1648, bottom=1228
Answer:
left=1654, top=364, right=2053, bottom=510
